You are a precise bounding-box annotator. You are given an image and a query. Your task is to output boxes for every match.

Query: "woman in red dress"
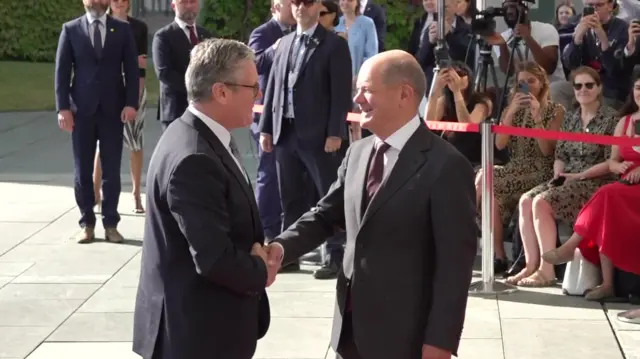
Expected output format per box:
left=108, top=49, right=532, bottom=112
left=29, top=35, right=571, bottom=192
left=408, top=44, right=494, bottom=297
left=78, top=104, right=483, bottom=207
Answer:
left=542, top=75, right=640, bottom=301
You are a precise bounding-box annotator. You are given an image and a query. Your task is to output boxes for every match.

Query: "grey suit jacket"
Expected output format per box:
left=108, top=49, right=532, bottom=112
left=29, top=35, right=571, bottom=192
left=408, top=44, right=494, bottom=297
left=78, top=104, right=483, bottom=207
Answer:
left=133, top=110, right=270, bottom=359
left=276, top=123, right=477, bottom=358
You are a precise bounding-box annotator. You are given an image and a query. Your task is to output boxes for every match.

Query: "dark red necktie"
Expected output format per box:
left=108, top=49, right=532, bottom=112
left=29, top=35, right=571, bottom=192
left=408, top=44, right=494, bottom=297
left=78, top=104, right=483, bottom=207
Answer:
left=187, top=25, right=198, bottom=46
left=347, top=141, right=391, bottom=313
left=365, top=141, right=391, bottom=205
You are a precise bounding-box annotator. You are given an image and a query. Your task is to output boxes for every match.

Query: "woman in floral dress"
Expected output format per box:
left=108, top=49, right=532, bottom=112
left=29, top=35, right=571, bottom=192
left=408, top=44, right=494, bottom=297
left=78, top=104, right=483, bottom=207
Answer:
left=476, top=62, right=565, bottom=273
left=508, top=66, right=618, bottom=287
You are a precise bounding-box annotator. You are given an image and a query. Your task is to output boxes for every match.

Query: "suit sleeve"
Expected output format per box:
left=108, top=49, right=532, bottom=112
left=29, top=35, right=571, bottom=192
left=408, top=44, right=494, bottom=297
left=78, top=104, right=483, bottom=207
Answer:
left=327, top=37, right=353, bottom=139
left=167, top=154, right=268, bottom=295
left=55, top=24, right=72, bottom=112
left=152, top=30, right=187, bottom=94
left=249, top=27, right=277, bottom=76
left=424, top=152, right=477, bottom=355
left=257, top=54, right=277, bottom=135
left=122, top=24, right=140, bottom=109
left=276, top=146, right=351, bottom=264
left=372, top=6, right=386, bottom=52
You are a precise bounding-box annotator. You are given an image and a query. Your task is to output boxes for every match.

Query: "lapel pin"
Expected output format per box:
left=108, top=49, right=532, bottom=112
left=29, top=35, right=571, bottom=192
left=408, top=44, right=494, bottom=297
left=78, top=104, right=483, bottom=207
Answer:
left=110, top=28, right=115, bottom=32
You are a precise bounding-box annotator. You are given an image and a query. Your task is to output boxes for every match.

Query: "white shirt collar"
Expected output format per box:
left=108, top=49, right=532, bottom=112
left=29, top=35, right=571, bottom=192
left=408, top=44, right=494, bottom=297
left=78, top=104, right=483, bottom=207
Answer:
left=188, top=105, right=231, bottom=149
left=86, top=12, right=107, bottom=26
left=296, top=22, right=318, bottom=36
left=360, top=0, right=368, bottom=14
left=375, top=115, right=421, bottom=151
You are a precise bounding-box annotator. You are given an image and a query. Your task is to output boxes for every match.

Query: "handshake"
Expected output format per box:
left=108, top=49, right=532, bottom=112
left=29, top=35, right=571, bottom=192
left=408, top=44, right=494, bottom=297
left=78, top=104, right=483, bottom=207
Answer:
left=251, top=242, right=285, bottom=287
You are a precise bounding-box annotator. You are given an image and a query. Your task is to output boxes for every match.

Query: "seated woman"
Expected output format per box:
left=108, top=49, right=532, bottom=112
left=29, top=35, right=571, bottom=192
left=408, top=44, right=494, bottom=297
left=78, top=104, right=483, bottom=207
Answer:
left=507, top=66, right=619, bottom=287
left=476, top=62, right=565, bottom=273
left=425, top=61, right=492, bottom=165
left=542, top=74, right=640, bottom=300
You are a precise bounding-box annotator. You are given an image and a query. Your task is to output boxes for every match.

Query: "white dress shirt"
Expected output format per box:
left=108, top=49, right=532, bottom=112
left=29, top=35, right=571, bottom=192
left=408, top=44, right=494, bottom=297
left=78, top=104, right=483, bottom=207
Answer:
left=373, top=114, right=421, bottom=181
left=188, top=106, right=248, bottom=182
left=86, top=12, right=107, bottom=47
left=175, top=17, right=198, bottom=42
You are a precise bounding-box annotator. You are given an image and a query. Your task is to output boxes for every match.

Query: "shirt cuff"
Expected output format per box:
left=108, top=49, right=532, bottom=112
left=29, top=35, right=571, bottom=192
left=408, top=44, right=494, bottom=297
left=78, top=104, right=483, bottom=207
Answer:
left=624, top=46, right=634, bottom=57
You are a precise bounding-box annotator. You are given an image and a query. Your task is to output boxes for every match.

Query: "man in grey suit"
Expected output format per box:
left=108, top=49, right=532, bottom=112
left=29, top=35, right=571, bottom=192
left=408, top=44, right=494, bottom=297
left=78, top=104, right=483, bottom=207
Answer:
left=264, top=50, right=478, bottom=359
left=133, top=39, right=274, bottom=359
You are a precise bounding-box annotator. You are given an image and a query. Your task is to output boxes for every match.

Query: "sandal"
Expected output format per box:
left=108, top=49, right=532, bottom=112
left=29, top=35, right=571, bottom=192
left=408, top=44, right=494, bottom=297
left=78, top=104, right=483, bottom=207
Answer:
left=517, top=270, right=556, bottom=287
left=584, top=285, right=614, bottom=301
left=133, top=193, right=145, bottom=214
left=542, top=248, right=574, bottom=265
left=505, top=268, right=534, bottom=285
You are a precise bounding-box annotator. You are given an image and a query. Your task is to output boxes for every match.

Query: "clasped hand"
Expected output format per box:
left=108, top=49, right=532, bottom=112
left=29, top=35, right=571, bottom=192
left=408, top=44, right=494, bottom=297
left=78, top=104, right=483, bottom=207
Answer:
left=251, top=243, right=284, bottom=287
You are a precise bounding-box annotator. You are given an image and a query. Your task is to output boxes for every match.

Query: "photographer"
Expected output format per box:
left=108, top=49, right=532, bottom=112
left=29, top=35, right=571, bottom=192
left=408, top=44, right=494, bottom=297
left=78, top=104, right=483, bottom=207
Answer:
left=485, top=0, right=565, bottom=83
left=425, top=61, right=492, bottom=165
left=557, top=0, right=629, bottom=108
left=623, top=19, right=640, bottom=71
left=410, top=0, right=474, bottom=92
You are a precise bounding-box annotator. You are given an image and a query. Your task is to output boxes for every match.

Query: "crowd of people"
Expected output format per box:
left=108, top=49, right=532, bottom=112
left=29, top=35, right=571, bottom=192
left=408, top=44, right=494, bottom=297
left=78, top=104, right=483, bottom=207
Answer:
left=53, top=0, right=640, bottom=358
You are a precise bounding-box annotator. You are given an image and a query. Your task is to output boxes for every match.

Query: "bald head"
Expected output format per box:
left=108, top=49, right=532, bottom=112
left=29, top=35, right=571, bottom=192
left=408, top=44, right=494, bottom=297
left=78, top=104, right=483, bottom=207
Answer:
left=364, top=50, right=426, bottom=106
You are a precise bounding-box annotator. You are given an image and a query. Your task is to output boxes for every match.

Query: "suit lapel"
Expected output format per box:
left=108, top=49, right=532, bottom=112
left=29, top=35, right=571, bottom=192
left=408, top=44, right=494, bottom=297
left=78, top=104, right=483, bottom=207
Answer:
left=353, top=139, right=375, bottom=224
left=297, top=25, right=327, bottom=80
left=170, top=22, right=193, bottom=50
left=361, top=125, right=433, bottom=225
left=102, top=16, right=115, bottom=58
left=179, top=111, right=261, bottom=231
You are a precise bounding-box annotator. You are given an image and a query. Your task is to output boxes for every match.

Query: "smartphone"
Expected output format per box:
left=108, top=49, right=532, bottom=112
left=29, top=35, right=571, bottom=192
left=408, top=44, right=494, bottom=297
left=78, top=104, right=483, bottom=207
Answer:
left=634, top=120, right=640, bottom=135
left=518, top=81, right=529, bottom=95
left=583, top=6, right=595, bottom=16
left=438, top=58, right=452, bottom=69
left=549, top=176, right=566, bottom=187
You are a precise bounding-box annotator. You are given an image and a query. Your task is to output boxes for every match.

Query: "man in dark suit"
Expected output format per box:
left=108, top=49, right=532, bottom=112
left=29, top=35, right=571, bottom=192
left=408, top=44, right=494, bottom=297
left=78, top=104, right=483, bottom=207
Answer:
left=248, top=0, right=296, bottom=242
left=361, top=0, right=387, bottom=52
left=55, top=0, right=139, bottom=243
left=258, top=0, right=353, bottom=279
left=133, top=39, right=273, bottom=359
left=152, top=0, right=213, bottom=130
left=264, top=50, right=478, bottom=359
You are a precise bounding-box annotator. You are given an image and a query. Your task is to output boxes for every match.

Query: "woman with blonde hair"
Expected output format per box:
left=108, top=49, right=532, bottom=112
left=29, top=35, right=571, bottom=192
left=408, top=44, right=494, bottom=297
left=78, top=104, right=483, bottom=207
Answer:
left=475, top=61, right=565, bottom=273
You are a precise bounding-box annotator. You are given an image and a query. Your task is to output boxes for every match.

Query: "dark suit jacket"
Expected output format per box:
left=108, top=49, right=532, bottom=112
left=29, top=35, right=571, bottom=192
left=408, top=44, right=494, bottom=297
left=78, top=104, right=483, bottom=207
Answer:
left=133, top=110, right=270, bottom=359
left=363, top=2, right=386, bottom=52
left=276, top=123, right=478, bottom=359
left=408, top=15, right=474, bottom=93
left=258, top=25, right=352, bottom=149
left=55, top=15, right=139, bottom=117
left=248, top=18, right=288, bottom=131
left=152, top=22, right=213, bottom=124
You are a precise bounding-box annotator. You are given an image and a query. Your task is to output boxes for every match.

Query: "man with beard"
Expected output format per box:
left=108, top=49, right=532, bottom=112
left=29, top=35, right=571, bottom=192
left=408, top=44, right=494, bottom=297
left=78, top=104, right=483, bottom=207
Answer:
left=152, top=0, right=213, bottom=131
left=54, top=0, right=139, bottom=243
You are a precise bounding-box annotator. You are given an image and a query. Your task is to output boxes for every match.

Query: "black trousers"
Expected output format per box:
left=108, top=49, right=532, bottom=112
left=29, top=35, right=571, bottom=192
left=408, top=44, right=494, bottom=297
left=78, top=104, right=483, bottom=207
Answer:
left=336, top=311, right=362, bottom=359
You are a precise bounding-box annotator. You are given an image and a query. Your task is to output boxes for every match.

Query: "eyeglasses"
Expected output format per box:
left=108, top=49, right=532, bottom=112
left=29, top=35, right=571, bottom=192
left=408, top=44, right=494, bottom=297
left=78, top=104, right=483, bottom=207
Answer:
left=573, top=82, right=596, bottom=90
left=292, top=0, right=318, bottom=6
left=224, top=82, right=260, bottom=98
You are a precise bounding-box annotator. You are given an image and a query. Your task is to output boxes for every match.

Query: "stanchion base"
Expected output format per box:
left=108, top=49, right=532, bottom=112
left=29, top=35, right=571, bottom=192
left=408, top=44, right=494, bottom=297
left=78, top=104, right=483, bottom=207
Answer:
left=469, top=280, right=518, bottom=295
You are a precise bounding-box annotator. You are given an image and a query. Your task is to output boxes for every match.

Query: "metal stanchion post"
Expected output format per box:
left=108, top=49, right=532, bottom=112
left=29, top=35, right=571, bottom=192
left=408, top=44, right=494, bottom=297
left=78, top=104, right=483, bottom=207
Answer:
left=469, top=121, right=517, bottom=295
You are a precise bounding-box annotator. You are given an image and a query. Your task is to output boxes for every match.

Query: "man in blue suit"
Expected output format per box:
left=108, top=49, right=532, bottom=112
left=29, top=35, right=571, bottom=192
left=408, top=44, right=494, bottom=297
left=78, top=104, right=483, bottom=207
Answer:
left=55, top=0, right=139, bottom=243
left=248, top=0, right=296, bottom=243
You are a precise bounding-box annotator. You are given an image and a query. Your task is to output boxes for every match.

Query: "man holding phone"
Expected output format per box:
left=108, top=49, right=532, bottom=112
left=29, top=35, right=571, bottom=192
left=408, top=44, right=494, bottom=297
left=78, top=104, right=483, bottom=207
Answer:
left=556, top=0, right=630, bottom=109
left=622, top=19, right=640, bottom=71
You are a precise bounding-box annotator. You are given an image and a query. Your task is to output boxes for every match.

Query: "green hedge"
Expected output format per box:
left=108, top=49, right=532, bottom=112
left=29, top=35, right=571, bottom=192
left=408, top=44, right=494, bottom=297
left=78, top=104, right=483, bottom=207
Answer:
left=199, top=0, right=423, bottom=50
left=0, top=0, right=421, bottom=63
left=0, top=0, right=84, bottom=62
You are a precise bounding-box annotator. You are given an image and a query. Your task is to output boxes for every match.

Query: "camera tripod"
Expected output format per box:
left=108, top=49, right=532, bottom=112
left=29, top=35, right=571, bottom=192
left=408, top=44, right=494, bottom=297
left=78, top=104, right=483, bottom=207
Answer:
left=473, top=37, right=500, bottom=94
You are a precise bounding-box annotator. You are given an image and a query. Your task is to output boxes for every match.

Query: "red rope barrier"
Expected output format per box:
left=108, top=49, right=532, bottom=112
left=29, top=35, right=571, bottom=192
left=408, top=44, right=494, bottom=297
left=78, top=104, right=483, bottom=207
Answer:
left=251, top=105, right=640, bottom=147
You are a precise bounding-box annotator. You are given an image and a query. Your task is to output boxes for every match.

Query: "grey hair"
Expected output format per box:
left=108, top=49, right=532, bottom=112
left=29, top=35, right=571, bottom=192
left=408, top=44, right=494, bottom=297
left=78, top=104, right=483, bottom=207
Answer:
left=381, top=58, right=427, bottom=102
left=185, top=38, right=255, bottom=103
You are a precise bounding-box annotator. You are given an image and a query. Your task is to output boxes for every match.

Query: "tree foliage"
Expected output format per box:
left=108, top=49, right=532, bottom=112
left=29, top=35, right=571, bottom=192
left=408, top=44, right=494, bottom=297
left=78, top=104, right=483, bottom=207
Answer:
left=0, top=0, right=84, bottom=62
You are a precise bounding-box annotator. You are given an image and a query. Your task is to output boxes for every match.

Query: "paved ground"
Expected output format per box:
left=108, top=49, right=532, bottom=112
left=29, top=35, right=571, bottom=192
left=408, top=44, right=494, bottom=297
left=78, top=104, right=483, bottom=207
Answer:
left=0, top=110, right=638, bottom=359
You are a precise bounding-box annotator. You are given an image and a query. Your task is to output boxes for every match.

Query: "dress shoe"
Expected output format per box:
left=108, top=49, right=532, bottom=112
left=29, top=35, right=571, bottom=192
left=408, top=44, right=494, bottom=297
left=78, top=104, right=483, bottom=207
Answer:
left=76, top=227, right=95, bottom=244
left=314, top=262, right=339, bottom=280
left=279, top=262, right=300, bottom=273
left=105, top=228, right=123, bottom=243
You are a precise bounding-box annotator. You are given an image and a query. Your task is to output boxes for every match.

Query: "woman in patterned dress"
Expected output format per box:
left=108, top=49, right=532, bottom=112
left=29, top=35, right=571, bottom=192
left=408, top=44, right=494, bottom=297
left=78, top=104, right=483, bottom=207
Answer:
left=93, top=0, right=149, bottom=213
left=508, top=66, right=618, bottom=287
left=475, top=62, right=565, bottom=273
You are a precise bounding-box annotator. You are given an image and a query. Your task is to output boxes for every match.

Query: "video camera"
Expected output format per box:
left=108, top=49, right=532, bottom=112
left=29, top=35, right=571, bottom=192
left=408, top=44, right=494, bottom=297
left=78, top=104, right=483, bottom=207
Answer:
left=471, top=0, right=535, bottom=37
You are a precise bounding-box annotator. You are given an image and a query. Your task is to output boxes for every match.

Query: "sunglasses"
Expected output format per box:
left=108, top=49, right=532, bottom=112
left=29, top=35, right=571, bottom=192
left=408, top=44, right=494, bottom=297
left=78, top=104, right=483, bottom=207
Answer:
left=320, top=10, right=335, bottom=16
left=573, top=82, right=596, bottom=90
left=292, top=0, right=318, bottom=6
